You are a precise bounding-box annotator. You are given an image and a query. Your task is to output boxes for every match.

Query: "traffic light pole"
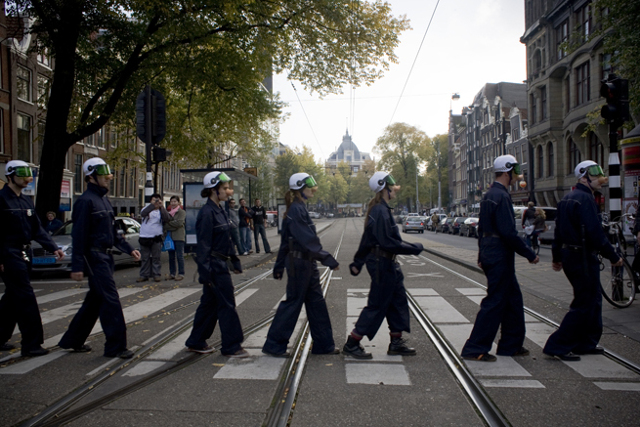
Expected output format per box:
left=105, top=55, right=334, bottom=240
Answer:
left=144, top=86, right=154, bottom=204
left=608, top=126, right=621, bottom=222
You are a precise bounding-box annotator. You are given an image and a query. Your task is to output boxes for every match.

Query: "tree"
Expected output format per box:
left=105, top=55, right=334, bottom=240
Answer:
left=424, top=134, right=449, bottom=209
left=5, top=0, right=409, bottom=219
left=374, top=123, right=430, bottom=211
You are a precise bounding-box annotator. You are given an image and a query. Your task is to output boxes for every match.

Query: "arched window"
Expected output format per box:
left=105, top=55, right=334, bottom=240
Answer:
left=537, top=145, right=544, bottom=178
left=548, top=142, right=554, bottom=177
left=589, top=132, right=604, bottom=166
left=569, top=138, right=581, bottom=172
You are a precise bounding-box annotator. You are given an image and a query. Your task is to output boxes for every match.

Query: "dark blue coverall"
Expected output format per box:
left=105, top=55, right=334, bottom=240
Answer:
left=185, top=198, right=244, bottom=355
left=349, top=200, right=423, bottom=339
left=262, top=199, right=338, bottom=355
left=461, top=182, right=536, bottom=358
left=0, top=185, right=59, bottom=353
left=58, top=182, right=134, bottom=357
left=543, top=183, right=619, bottom=355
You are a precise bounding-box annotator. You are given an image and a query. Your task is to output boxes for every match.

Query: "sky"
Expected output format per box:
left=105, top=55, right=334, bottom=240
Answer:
left=272, top=0, right=527, bottom=163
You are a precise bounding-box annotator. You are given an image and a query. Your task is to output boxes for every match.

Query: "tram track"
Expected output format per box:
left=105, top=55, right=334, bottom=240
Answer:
left=18, top=223, right=344, bottom=427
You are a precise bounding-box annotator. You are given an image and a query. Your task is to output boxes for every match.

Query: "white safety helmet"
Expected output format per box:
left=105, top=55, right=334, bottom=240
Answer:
left=493, top=155, right=521, bottom=174
left=289, top=173, right=317, bottom=190
left=5, top=160, right=32, bottom=177
left=369, top=171, right=397, bottom=193
left=203, top=171, right=231, bottom=189
left=575, top=160, right=604, bottom=179
left=83, top=157, right=112, bottom=176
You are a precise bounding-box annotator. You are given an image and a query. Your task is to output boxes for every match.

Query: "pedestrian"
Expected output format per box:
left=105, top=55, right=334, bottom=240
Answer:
left=58, top=158, right=141, bottom=358
left=137, top=193, right=169, bottom=282
left=543, top=160, right=621, bottom=361
left=342, top=171, right=424, bottom=359
left=44, top=211, right=63, bottom=234
left=262, top=173, right=339, bottom=357
left=185, top=171, right=248, bottom=358
left=0, top=161, right=64, bottom=356
left=530, top=208, right=547, bottom=249
left=461, top=155, right=539, bottom=362
left=238, top=198, right=253, bottom=254
left=251, top=198, right=271, bottom=254
left=522, top=201, right=536, bottom=247
left=164, top=195, right=186, bottom=281
left=227, top=198, right=246, bottom=255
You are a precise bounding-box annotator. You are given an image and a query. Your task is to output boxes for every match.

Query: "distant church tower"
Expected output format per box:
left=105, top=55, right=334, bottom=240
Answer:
left=325, top=129, right=370, bottom=173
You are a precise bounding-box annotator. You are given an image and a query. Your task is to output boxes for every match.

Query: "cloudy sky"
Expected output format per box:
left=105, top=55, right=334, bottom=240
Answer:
left=272, top=0, right=527, bottom=162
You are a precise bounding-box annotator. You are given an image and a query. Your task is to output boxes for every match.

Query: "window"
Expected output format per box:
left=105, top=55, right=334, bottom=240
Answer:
left=37, top=75, right=50, bottom=109
left=74, top=154, right=83, bottom=193
left=37, top=121, right=45, bottom=164
left=540, top=86, right=547, bottom=120
left=37, top=49, right=51, bottom=68
left=97, top=129, right=105, bottom=149
left=556, top=19, right=569, bottom=60
left=17, top=114, right=32, bottom=162
left=589, top=132, right=604, bottom=166
left=569, top=138, right=581, bottom=172
left=576, top=61, right=590, bottom=106
left=530, top=93, right=537, bottom=124
left=548, top=142, right=554, bottom=177
left=522, top=143, right=528, bottom=164
left=575, top=3, right=592, bottom=42
left=86, top=133, right=94, bottom=147
left=537, top=146, right=543, bottom=178
left=601, top=53, right=616, bottom=82
left=17, top=67, right=31, bottom=102
left=119, top=161, right=126, bottom=197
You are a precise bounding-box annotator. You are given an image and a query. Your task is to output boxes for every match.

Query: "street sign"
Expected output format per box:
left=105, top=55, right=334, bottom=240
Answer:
left=244, top=167, right=258, bottom=177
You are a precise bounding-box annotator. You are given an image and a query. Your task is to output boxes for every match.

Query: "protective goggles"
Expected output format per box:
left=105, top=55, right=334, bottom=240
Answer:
left=8, top=166, right=33, bottom=177
left=585, top=165, right=604, bottom=177
left=378, top=174, right=397, bottom=187
left=210, top=172, right=231, bottom=187
left=89, top=164, right=112, bottom=176
left=301, top=175, right=317, bottom=188
left=505, top=162, right=521, bottom=176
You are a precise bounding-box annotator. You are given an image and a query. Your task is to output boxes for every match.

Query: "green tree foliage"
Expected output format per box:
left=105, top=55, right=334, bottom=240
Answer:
left=5, top=0, right=408, bottom=218
left=594, top=0, right=640, bottom=123
left=424, top=134, right=449, bottom=209
left=273, top=146, right=323, bottom=198
left=374, top=123, right=430, bottom=211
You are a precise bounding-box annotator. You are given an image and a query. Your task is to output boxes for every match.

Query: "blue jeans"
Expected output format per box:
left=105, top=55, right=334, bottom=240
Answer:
left=230, top=227, right=245, bottom=255
left=253, top=223, right=271, bottom=253
left=168, top=240, right=185, bottom=276
left=240, top=227, right=252, bottom=252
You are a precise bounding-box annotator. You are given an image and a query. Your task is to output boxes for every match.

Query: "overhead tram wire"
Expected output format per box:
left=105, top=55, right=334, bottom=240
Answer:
left=388, top=0, right=441, bottom=126
left=291, top=82, right=324, bottom=159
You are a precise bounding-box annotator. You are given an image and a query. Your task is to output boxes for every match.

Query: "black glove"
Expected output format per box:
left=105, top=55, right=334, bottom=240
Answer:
left=349, top=262, right=360, bottom=276
left=273, top=269, right=283, bottom=280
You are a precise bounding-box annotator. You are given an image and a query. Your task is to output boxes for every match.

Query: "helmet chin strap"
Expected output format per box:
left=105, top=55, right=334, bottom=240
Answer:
left=301, top=187, right=308, bottom=200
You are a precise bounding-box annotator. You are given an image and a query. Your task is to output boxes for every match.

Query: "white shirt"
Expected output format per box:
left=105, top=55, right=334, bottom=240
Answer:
left=139, top=206, right=163, bottom=237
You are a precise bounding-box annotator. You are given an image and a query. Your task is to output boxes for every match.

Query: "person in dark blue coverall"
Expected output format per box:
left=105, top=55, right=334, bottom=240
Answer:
left=342, top=171, right=424, bottom=359
left=58, top=158, right=141, bottom=358
left=0, top=160, right=64, bottom=356
left=262, top=173, right=340, bottom=358
left=461, top=155, right=539, bottom=362
left=543, top=160, right=621, bottom=361
left=185, top=171, right=248, bottom=358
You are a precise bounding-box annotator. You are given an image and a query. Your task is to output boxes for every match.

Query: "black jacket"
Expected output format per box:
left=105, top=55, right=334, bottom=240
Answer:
left=0, top=185, right=59, bottom=264
left=552, top=183, right=619, bottom=264
left=273, top=200, right=337, bottom=276
left=351, top=200, right=423, bottom=272
left=252, top=205, right=266, bottom=225
left=71, top=183, right=134, bottom=272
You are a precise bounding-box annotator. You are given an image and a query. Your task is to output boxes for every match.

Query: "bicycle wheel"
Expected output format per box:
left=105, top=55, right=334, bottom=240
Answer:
left=600, top=257, right=636, bottom=308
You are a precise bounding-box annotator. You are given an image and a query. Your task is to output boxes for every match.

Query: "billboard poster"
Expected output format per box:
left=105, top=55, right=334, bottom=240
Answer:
left=183, top=183, right=207, bottom=251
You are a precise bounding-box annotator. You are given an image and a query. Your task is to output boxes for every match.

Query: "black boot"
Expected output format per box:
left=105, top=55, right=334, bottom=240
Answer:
left=388, top=337, right=417, bottom=356
left=342, top=336, right=372, bottom=359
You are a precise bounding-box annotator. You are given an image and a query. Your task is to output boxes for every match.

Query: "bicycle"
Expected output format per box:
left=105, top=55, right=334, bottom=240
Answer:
left=599, top=213, right=637, bottom=308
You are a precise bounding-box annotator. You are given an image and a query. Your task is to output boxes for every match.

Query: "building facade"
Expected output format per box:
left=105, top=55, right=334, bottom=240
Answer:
left=521, top=0, right=611, bottom=207
left=326, top=129, right=371, bottom=173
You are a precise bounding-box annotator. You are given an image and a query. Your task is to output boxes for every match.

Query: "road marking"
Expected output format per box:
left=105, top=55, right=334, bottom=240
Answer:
left=37, top=288, right=87, bottom=304
left=214, top=348, right=286, bottom=380
left=0, top=289, right=42, bottom=299
left=345, top=363, right=411, bottom=385
left=85, top=345, right=142, bottom=376
left=594, top=382, right=640, bottom=391
left=0, top=351, right=66, bottom=374
left=406, top=272, right=444, bottom=278
left=122, top=361, right=166, bottom=377
left=412, top=296, right=469, bottom=323
left=456, top=288, right=486, bottom=296
left=561, top=355, right=639, bottom=379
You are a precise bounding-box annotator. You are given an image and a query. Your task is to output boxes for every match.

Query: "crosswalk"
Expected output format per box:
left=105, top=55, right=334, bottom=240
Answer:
left=2, top=279, right=640, bottom=394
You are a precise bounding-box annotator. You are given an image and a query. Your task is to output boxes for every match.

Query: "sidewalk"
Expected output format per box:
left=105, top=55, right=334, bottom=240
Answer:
left=401, top=233, right=640, bottom=344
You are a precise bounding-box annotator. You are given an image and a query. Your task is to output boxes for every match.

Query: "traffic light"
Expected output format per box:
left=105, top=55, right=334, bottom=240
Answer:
left=600, top=74, right=630, bottom=125
left=152, top=146, right=171, bottom=163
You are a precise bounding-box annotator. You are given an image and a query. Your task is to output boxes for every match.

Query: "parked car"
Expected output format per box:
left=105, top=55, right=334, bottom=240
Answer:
left=402, top=217, right=425, bottom=233
left=326, top=213, right=334, bottom=218
left=450, top=217, right=466, bottom=235
left=31, top=217, right=142, bottom=273
left=436, top=217, right=453, bottom=233
left=460, top=217, right=479, bottom=237
left=407, top=213, right=419, bottom=217
left=308, top=211, right=321, bottom=219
